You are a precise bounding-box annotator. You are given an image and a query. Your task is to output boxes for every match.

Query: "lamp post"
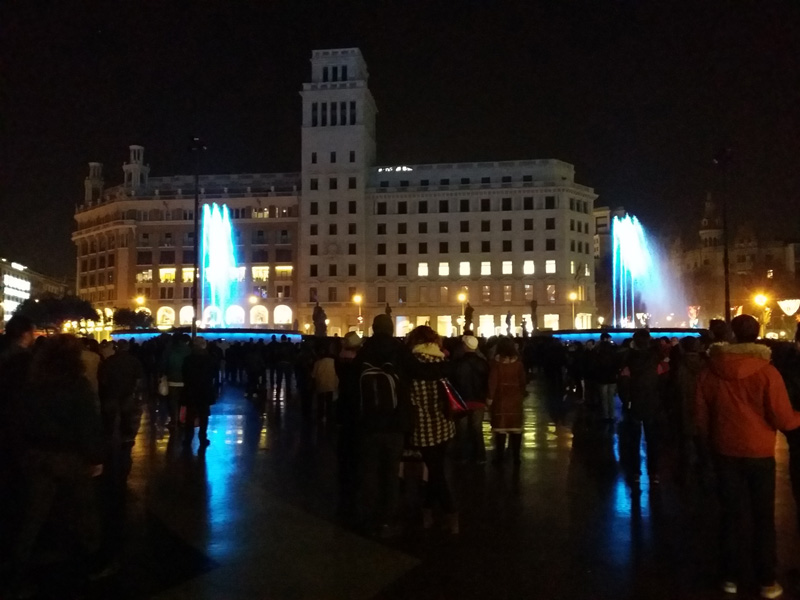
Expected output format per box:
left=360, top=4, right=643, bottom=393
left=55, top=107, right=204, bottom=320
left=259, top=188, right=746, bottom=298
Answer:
left=353, top=294, right=363, bottom=332
left=754, top=293, right=768, bottom=338
left=713, top=148, right=733, bottom=324
left=457, top=292, right=467, bottom=334
left=190, top=136, right=206, bottom=341
left=568, top=291, right=578, bottom=329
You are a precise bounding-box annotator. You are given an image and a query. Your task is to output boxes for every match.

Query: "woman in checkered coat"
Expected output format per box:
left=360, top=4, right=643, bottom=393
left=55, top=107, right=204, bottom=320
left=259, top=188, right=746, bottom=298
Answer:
left=407, top=326, right=458, bottom=534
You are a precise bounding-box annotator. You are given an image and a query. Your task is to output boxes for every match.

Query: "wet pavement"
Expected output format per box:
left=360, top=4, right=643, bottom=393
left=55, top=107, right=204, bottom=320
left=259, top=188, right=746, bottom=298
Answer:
left=60, top=379, right=800, bottom=598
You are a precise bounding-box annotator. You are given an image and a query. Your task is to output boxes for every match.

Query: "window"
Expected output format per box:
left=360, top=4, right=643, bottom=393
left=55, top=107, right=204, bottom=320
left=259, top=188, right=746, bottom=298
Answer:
left=419, top=222, right=428, bottom=234
left=310, top=202, right=318, bottom=215
left=419, top=242, right=428, bottom=254
left=570, top=219, right=575, bottom=231
left=440, top=178, right=450, bottom=185
left=349, top=101, right=356, bottom=123
left=377, top=264, right=386, bottom=277
left=377, top=202, right=387, bottom=215
left=482, top=285, right=491, bottom=302
left=439, top=242, right=449, bottom=253
left=439, top=222, right=448, bottom=234
left=310, top=178, right=318, bottom=191
left=545, top=196, right=556, bottom=209
left=546, top=218, right=555, bottom=230
left=328, top=287, right=338, bottom=302
left=349, top=150, right=355, bottom=163
left=544, top=314, right=560, bottom=330
left=380, top=181, right=389, bottom=188
left=460, top=199, right=470, bottom=212
left=502, top=240, right=512, bottom=252
left=524, top=284, right=533, bottom=301
left=398, top=243, right=407, bottom=255
left=398, top=223, right=407, bottom=234
left=348, top=201, right=357, bottom=215
left=348, top=223, right=356, bottom=235
left=377, top=223, right=386, bottom=235
left=309, top=287, right=318, bottom=302
left=310, top=265, right=318, bottom=277
left=275, top=248, right=292, bottom=261
left=570, top=240, right=576, bottom=252
left=438, top=262, right=450, bottom=276
left=329, top=264, right=337, bottom=276
left=348, top=243, right=356, bottom=255
left=329, top=224, right=338, bottom=235
left=460, top=221, right=470, bottom=233
left=377, top=243, right=386, bottom=255
left=418, top=201, right=428, bottom=214
left=329, top=178, right=338, bottom=190
left=310, top=244, right=318, bottom=256
left=311, top=152, right=317, bottom=164
left=329, top=201, right=338, bottom=215
left=585, top=264, right=591, bottom=277
left=183, top=287, right=191, bottom=299
left=504, top=285, right=512, bottom=302
left=348, top=264, right=356, bottom=277
left=377, top=287, right=386, bottom=303
left=502, top=198, right=512, bottom=211
left=523, top=260, right=535, bottom=275
left=398, top=263, right=407, bottom=276
left=481, top=261, right=491, bottom=276
left=546, top=260, right=556, bottom=274
left=460, top=177, right=470, bottom=184
left=459, top=261, right=471, bottom=276
left=481, top=176, right=490, bottom=184
left=502, top=176, right=512, bottom=183
left=135, top=269, right=153, bottom=283
left=311, top=102, right=318, bottom=126
left=481, top=198, right=490, bottom=212
left=502, top=220, right=512, bottom=231
left=439, top=200, right=449, bottom=213
left=400, top=180, right=409, bottom=188
left=398, top=286, right=407, bottom=303
left=136, top=251, right=152, bottom=265
left=252, top=249, right=269, bottom=262
left=251, top=266, right=269, bottom=282
left=159, top=287, right=175, bottom=300
left=460, top=241, right=469, bottom=253
left=330, top=151, right=336, bottom=163
left=524, top=197, right=533, bottom=210
left=524, top=239, right=533, bottom=251
left=502, top=261, right=512, bottom=275
left=321, top=102, right=328, bottom=126
left=398, top=201, right=407, bottom=214
left=481, top=241, right=490, bottom=252
left=546, top=239, right=556, bottom=251
left=421, top=179, right=430, bottom=186
left=418, top=262, right=429, bottom=276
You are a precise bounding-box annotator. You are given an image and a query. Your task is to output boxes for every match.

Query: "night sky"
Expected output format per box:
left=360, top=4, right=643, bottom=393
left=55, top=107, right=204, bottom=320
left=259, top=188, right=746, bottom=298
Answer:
left=3, top=1, right=799, bottom=279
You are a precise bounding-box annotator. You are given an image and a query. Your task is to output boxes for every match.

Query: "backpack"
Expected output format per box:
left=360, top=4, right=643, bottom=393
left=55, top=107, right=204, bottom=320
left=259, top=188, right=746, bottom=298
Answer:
left=359, top=362, right=399, bottom=419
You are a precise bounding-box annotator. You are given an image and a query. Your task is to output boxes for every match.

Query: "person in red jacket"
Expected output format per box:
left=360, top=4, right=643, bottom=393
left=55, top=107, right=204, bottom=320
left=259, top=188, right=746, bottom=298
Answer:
left=696, top=314, right=800, bottom=599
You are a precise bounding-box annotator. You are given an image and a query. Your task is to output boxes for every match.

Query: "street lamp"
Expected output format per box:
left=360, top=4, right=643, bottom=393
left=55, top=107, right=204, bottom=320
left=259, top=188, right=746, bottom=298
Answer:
left=135, top=296, right=145, bottom=306
left=457, top=292, right=467, bottom=334
left=568, top=291, right=578, bottom=329
left=190, top=136, right=207, bottom=342
left=754, top=293, right=769, bottom=338
left=353, top=294, right=363, bottom=331
left=248, top=295, right=258, bottom=304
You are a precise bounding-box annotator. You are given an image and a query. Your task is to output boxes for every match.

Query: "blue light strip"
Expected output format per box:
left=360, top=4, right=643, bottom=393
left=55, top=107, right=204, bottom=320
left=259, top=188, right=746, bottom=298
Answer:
left=111, top=329, right=303, bottom=344
left=549, top=328, right=704, bottom=345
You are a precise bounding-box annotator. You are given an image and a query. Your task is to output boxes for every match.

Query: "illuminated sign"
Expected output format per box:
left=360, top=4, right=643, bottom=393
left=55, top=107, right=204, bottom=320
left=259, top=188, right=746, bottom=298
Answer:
left=377, top=166, right=413, bottom=172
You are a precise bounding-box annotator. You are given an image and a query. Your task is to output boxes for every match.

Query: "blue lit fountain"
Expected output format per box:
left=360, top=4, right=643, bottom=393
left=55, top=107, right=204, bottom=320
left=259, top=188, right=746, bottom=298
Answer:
left=612, top=214, right=684, bottom=328
left=201, top=203, right=241, bottom=327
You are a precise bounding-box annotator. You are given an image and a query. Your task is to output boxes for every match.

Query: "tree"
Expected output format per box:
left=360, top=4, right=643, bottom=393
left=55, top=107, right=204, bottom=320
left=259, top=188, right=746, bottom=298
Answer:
left=112, top=308, right=154, bottom=329
left=14, top=294, right=99, bottom=332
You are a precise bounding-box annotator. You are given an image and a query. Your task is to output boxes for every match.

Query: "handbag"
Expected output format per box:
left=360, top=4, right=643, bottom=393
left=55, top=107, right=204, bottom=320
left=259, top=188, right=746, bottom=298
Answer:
left=158, top=376, right=169, bottom=397
left=439, top=379, right=469, bottom=419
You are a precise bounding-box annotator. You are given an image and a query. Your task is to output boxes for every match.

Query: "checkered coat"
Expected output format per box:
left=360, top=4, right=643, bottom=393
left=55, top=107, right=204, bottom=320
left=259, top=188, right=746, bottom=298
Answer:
left=410, top=345, right=455, bottom=448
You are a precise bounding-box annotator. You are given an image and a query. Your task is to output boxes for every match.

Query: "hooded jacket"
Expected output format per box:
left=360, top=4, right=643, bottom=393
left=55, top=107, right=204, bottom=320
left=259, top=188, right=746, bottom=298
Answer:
left=695, top=342, right=800, bottom=458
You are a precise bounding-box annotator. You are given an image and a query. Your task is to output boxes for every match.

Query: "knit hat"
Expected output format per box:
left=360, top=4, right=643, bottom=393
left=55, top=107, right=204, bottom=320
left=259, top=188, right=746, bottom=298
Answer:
left=343, top=331, right=362, bottom=349
left=462, top=335, right=479, bottom=351
left=372, top=313, right=394, bottom=336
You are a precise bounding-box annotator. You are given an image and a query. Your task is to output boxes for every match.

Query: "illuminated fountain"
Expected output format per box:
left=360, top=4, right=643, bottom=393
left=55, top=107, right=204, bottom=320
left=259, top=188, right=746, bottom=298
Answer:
left=201, top=203, right=243, bottom=327
left=612, top=214, right=685, bottom=328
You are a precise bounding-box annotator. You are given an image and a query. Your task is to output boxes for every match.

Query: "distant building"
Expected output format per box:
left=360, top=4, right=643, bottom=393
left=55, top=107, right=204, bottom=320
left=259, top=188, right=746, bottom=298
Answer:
left=0, top=258, right=68, bottom=327
left=73, top=48, right=598, bottom=335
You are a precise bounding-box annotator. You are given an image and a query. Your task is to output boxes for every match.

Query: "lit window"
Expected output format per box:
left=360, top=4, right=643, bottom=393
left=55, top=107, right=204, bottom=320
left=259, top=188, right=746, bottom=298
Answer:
left=481, top=261, right=491, bottom=276
left=136, top=269, right=152, bottom=283
left=181, top=267, right=195, bottom=283
left=584, top=264, right=590, bottom=277
left=159, top=268, right=176, bottom=283
left=504, top=285, right=512, bottom=302
left=459, top=261, right=470, bottom=276
left=523, top=260, right=535, bottom=275
left=438, top=262, right=450, bottom=277
left=544, top=314, right=560, bottom=330
left=546, top=260, right=556, bottom=274
left=502, top=261, right=512, bottom=275
left=252, top=266, right=270, bottom=282
left=440, top=285, right=449, bottom=303
left=767, top=269, right=774, bottom=279
left=418, top=262, right=429, bottom=277
left=524, top=284, right=533, bottom=300
left=482, top=285, right=491, bottom=302
left=570, top=261, right=576, bottom=275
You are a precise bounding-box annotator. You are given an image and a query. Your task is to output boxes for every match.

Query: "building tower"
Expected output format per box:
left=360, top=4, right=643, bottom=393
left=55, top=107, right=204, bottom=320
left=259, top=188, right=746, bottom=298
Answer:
left=122, top=144, right=150, bottom=190
left=84, top=162, right=103, bottom=205
left=298, top=48, right=378, bottom=331
left=699, top=192, right=722, bottom=248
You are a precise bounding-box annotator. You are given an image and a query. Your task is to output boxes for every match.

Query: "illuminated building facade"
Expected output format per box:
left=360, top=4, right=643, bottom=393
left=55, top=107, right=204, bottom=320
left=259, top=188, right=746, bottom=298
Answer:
left=0, top=258, right=68, bottom=327
left=74, top=47, right=598, bottom=335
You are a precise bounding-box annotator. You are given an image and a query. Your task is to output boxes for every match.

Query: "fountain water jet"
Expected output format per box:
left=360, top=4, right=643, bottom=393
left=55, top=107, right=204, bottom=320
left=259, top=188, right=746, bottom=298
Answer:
left=201, top=203, right=242, bottom=327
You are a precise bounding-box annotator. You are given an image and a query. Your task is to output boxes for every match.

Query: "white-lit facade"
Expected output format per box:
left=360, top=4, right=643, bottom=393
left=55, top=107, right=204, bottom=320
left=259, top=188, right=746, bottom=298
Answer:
left=0, top=258, right=68, bottom=327
left=74, top=47, right=597, bottom=335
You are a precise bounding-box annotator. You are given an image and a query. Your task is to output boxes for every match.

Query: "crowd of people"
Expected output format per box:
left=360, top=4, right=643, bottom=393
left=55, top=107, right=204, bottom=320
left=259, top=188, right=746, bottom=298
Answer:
left=1, top=312, right=800, bottom=598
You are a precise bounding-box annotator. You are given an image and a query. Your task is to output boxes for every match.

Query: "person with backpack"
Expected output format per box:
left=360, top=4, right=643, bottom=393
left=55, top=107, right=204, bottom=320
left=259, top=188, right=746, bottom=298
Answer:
left=351, top=315, right=414, bottom=538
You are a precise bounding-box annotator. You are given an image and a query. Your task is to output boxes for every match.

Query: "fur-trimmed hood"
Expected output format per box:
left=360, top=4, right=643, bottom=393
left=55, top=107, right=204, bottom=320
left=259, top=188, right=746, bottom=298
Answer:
left=708, top=342, right=772, bottom=380
left=411, top=343, right=445, bottom=358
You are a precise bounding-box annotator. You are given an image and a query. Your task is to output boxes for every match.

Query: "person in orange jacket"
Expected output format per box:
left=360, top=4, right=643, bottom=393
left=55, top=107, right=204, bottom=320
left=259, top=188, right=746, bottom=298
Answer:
left=695, top=314, right=800, bottom=599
